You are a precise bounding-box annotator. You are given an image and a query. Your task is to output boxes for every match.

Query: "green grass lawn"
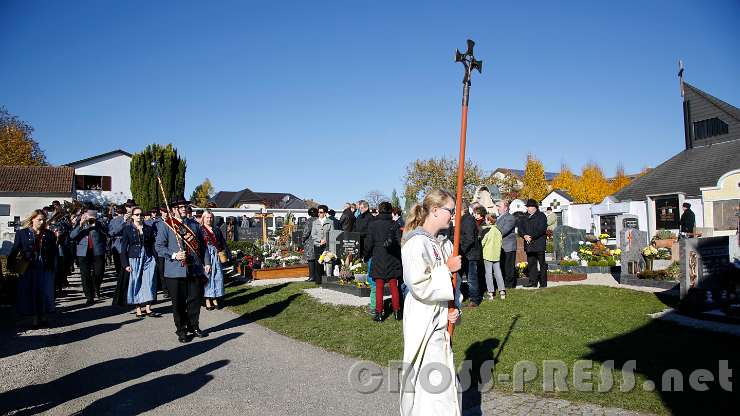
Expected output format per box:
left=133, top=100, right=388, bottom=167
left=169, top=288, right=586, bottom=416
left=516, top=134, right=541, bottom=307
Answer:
left=225, top=282, right=739, bottom=415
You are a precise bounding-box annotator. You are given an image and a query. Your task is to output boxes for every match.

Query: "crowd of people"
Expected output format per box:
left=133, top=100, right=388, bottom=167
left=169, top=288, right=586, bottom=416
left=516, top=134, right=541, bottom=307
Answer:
left=5, top=198, right=227, bottom=342
left=298, top=195, right=549, bottom=323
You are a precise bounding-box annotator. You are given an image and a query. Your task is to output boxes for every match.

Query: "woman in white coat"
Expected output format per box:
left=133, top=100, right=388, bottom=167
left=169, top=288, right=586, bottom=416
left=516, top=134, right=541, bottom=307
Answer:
left=400, top=189, right=463, bottom=416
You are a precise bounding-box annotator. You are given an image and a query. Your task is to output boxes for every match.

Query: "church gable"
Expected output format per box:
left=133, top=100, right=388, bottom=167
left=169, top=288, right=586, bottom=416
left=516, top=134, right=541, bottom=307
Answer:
left=683, top=83, right=740, bottom=149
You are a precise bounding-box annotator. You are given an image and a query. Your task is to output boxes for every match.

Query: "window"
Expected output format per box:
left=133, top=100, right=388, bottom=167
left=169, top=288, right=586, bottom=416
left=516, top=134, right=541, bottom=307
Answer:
left=75, top=175, right=111, bottom=191
left=693, top=118, right=728, bottom=140
left=0, top=204, right=10, bottom=216
left=599, top=215, right=616, bottom=238
left=713, top=200, right=739, bottom=231
left=275, top=216, right=284, bottom=229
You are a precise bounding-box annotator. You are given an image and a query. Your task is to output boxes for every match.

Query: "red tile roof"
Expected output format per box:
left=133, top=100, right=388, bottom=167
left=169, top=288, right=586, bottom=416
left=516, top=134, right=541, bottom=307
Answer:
left=0, top=166, right=75, bottom=193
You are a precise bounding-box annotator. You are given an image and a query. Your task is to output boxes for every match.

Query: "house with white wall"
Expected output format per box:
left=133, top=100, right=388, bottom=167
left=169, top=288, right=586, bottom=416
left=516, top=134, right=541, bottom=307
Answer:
left=0, top=166, right=75, bottom=249
left=66, top=149, right=132, bottom=205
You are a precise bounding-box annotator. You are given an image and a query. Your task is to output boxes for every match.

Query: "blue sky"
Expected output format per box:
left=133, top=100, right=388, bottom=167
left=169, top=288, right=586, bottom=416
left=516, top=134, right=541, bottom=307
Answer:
left=2, top=0, right=739, bottom=208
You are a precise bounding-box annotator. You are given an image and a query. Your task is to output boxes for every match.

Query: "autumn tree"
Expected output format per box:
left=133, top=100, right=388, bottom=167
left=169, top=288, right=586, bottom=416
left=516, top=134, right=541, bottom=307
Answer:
left=0, top=106, right=47, bottom=166
left=610, top=163, right=632, bottom=194
left=403, top=157, right=486, bottom=205
left=489, top=172, right=520, bottom=201
left=551, top=164, right=578, bottom=196
left=190, top=178, right=215, bottom=207
left=519, top=154, right=548, bottom=202
left=130, top=144, right=187, bottom=211
left=365, top=190, right=390, bottom=208
left=572, top=163, right=611, bottom=203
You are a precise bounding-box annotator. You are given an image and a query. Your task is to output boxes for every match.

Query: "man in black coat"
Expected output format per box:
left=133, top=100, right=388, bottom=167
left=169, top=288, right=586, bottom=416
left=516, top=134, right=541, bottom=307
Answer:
left=354, top=200, right=373, bottom=253
left=339, top=203, right=355, bottom=232
left=461, top=203, right=484, bottom=307
left=680, top=202, right=696, bottom=236
left=518, top=199, right=548, bottom=288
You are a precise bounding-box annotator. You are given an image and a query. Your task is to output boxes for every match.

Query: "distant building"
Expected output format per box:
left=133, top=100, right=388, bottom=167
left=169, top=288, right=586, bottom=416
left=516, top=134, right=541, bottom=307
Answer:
left=0, top=166, right=75, bottom=247
left=66, top=149, right=132, bottom=205
left=609, top=81, right=740, bottom=238
left=210, top=188, right=307, bottom=210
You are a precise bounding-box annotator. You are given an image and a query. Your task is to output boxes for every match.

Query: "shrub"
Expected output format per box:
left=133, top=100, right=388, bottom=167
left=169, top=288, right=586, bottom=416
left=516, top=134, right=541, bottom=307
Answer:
left=588, top=260, right=609, bottom=267
left=637, top=269, right=678, bottom=281
left=654, top=229, right=674, bottom=240
left=227, top=240, right=262, bottom=257
left=559, top=260, right=579, bottom=266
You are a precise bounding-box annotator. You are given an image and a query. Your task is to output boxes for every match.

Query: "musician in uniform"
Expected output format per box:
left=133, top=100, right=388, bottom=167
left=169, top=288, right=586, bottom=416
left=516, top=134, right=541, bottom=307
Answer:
left=155, top=197, right=211, bottom=343
left=70, top=207, right=109, bottom=305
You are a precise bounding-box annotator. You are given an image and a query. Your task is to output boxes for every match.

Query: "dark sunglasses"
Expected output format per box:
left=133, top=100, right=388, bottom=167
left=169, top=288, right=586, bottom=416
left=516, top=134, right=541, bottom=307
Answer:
left=439, top=207, right=455, bottom=216
left=132, top=213, right=142, bottom=216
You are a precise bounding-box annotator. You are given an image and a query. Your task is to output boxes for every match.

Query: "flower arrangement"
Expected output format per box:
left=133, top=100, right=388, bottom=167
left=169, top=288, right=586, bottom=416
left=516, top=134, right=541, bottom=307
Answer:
left=642, top=246, right=659, bottom=259
left=318, top=251, right=336, bottom=264
left=560, top=242, right=621, bottom=267
left=599, top=233, right=610, bottom=240
left=656, top=247, right=671, bottom=260
left=516, top=262, right=528, bottom=277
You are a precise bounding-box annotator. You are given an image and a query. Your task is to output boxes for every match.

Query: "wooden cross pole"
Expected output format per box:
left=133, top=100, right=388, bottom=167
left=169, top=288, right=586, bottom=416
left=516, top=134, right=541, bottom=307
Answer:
left=449, top=39, right=483, bottom=343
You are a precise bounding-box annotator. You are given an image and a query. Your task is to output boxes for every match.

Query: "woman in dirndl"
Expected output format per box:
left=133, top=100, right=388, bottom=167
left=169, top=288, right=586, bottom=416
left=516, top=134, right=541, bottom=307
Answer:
left=201, top=210, right=226, bottom=310
left=120, top=206, right=159, bottom=318
left=8, top=209, right=57, bottom=328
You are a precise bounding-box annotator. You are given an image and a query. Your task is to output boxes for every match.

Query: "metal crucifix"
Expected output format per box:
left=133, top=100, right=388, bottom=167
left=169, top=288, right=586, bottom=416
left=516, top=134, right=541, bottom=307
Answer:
left=449, top=39, right=483, bottom=342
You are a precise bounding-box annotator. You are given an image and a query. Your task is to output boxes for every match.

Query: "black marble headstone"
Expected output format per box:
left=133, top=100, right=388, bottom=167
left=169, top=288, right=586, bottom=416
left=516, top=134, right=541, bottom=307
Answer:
left=337, top=232, right=362, bottom=258
left=553, top=225, right=587, bottom=260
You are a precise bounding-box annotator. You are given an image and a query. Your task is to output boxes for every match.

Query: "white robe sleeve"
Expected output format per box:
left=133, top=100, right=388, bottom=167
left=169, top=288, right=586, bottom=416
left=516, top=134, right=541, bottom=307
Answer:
left=402, top=236, right=454, bottom=304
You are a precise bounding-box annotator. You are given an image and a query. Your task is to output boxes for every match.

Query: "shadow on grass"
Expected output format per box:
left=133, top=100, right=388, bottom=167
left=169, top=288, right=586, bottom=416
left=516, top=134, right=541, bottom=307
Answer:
left=209, top=293, right=301, bottom=334
left=0, top=333, right=242, bottom=416
left=78, top=360, right=230, bottom=415
left=223, top=283, right=291, bottom=307
left=461, top=338, right=500, bottom=414
left=583, top=319, right=739, bottom=415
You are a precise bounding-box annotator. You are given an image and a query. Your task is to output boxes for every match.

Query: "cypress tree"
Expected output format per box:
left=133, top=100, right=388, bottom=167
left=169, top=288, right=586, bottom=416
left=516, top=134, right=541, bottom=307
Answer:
left=130, top=144, right=186, bottom=211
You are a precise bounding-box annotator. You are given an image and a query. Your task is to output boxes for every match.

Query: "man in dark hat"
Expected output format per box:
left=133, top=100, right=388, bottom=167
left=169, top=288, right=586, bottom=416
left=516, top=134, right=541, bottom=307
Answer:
left=518, top=199, right=548, bottom=288
left=680, top=202, right=696, bottom=237
left=155, top=197, right=210, bottom=342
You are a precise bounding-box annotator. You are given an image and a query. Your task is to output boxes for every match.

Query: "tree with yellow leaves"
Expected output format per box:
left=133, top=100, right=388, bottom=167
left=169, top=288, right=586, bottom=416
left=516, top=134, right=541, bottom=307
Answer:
left=572, top=163, right=611, bottom=203
left=519, top=153, right=548, bottom=202
left=0, top=106, right=47, bottom=166
left=403, top=157, right=486, bottom=206
left=610, top=163, right=632, bottom=194
left=551, top=164, right=578, bottom=197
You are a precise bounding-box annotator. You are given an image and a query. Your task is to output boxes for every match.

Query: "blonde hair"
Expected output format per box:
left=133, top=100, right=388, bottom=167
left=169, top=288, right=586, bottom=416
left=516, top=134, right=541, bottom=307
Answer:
left=201, top=209, right=214, bottom=224
left=23, top=209, right=47, bottom=229
left=404, top=189, right=455, bottom=233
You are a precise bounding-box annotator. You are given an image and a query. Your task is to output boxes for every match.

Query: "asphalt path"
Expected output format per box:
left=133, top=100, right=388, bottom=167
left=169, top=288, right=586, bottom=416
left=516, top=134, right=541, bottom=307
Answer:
left=0, top=270, right=398, bottom=415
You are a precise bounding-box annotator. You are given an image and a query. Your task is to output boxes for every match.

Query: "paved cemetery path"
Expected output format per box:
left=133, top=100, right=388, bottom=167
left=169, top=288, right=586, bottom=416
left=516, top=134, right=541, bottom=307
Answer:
left=0, top=269, right=655, bottom=416
left=0, top=270, right=398, bottom=416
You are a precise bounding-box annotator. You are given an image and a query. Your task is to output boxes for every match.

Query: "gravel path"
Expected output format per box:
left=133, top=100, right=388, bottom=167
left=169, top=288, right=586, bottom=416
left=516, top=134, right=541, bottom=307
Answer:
left=0, top=270, right=398, bottom=416
left=0, top=270, right=656, bottom=416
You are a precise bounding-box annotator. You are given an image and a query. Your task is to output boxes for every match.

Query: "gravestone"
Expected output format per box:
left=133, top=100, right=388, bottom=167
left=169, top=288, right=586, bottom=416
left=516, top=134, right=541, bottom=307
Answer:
left=679, top=236, right=734, bottom=300
left=336, top=231, right=362, bottom=259
left=553, top=225, right=587, bottom=260
left=615, top=214, right=639, bottom=249
left=619, top=228, right=648, bottom=275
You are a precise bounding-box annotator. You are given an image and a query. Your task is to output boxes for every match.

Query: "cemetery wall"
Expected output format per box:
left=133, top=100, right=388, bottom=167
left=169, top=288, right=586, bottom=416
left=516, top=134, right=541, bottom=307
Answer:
left=0, top=194, right=74, bottom=249
left=563, top=203, right=593, bottom=231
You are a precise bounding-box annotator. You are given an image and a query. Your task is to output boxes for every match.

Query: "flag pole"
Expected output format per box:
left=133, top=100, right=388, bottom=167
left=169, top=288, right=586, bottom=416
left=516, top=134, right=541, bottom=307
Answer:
left=449, top=39, right=483, bottom=342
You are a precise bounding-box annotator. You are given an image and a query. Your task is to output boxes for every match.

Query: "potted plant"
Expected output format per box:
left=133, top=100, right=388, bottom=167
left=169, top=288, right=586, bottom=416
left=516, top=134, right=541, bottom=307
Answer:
left=599, top=233, right=610, bottom=245
left=652, top=229, right=676, bottom=249
left=318, top=251, right=337, bottom=277
left=642, top=245, right=658, bottom=271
